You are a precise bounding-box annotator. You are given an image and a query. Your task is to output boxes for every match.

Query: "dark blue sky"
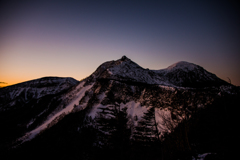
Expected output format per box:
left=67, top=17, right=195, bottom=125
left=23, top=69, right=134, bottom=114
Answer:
left=0, top=0, right=239, bottom=86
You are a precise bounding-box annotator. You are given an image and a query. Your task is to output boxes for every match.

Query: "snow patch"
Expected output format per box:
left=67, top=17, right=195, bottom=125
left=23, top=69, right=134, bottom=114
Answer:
left=97, top=92, right=106, bottom=100
left=88, top=104, right=108, bottom=119
left=166, top=61, right=198, bottom=71
left=88, top=101, right=148, bottom=123
left=120, top=101, right=148, bottom=122
left=18, top=82, right=93, bottom=143
left=159, top=85, right=175, bottom=91
left=192, top=153, right=216, bottom=160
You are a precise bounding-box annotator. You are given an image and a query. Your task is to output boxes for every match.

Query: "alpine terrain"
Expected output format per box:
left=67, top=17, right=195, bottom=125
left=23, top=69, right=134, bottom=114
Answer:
left=0, top=56, right=239, bottom=160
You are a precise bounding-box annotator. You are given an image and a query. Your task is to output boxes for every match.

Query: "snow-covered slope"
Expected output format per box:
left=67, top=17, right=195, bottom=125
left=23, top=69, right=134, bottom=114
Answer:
left=155, top=61, right=228, bottom=87
left=0, top=77, right=79, bottom=111
left=18, top=81, right=94, bottom=143
left=89, top=56, right=167, bottom=85
left=0, top=77, right=80, bottom=147
left=89, top=56, right=228, bottom=88
left=2, top=56, right=236, bottom=148
left=165, top=61, right=200, bottom=71
left=74, top=78, right=219, bottom=138
left=1, top=56, right=238, bottom=160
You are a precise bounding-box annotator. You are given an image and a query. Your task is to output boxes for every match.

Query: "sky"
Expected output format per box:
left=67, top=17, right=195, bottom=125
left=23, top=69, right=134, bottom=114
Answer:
left=0, top=0, right=239, bottom=87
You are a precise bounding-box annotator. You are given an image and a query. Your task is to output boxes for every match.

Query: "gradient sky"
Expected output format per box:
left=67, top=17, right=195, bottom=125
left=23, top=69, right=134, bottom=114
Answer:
left=1, top=0, right=239, bottom=87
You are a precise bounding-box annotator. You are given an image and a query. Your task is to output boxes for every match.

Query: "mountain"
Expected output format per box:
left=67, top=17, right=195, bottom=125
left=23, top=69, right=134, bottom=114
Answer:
left=88, top=56, right=228, bottom=88
left=0, top=77, right=79, bottom=111
left=156, top=61, right=228, bottom=87
left=0, top=56, right=238, bottom=160
left=0, top=77, right=79, bottom=149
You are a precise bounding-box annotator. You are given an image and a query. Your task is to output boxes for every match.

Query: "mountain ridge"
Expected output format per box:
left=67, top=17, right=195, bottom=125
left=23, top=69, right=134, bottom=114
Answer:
left=0, top=77, right=79, bottom=110
left=0, top=56, right=238, bottom=160
left=87, top=56, right=229, bottom=88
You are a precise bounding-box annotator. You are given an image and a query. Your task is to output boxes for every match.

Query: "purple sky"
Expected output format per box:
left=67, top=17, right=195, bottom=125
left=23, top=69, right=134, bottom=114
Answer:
left=0, top=0, right=239, bottom=86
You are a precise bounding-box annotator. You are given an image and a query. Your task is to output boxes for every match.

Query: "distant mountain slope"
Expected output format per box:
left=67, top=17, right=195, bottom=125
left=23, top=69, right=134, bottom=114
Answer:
left=155, top=61, right=228, bottom=87
left=0, top=77, right=79, bottom=111
left=89, top=56, right=229, bottom=88
left=0, top=77, right=79, bottom=149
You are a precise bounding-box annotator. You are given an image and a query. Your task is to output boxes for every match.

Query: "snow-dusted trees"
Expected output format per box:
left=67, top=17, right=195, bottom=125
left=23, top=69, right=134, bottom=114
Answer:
left=133, top=106, right=160, bottom=144
left=94, top=103, right=131, bottom=151
left=132, top=106, right=163, bottom=160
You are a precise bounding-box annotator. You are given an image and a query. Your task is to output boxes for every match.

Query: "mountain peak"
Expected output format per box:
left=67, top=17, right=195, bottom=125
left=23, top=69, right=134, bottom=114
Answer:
left=120, top=55, right=131, bottom=61
left=90, top=57, right=229, bottom=88
left=166, top=61, right=199, bottom=71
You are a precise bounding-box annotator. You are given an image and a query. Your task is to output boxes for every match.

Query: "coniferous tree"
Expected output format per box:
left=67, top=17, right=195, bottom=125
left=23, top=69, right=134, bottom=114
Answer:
left=94, top=105, right=115, bottom=148
left=133, top=106, right=160, bottom=145
left=94, top=103, right=131, bottom=153
left=132, top=106, right=163, bottom=160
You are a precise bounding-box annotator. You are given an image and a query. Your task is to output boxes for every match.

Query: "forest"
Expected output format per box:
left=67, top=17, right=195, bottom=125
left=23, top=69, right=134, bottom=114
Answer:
left=1, top=92, right=237, bottom=160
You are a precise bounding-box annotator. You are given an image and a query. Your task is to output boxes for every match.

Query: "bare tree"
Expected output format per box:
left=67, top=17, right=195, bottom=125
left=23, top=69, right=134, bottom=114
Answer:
left=227, top=77, right=231, bottom=84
